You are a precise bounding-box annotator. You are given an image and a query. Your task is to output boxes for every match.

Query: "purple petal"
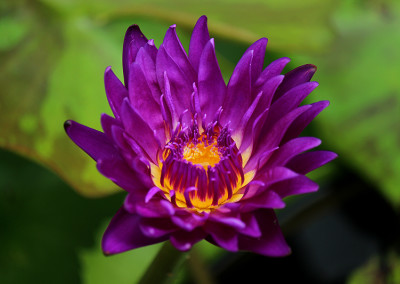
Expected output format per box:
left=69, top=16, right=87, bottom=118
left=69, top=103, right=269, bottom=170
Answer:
left=221, top=50, right=253, bottom=130
left=246, top=105, right=311, bottom=171
left=102, top=207, right=167, bottom=255
left=171, top=212, right=208, bottom=231
left=254, top=57, right=290, bottom=88
left=124, top=192, right=174, bottom=215
left=139, top=217, right=177, bottom=238
left=240, top=213, right=262, bottom=238
left=64, top=120, right=118, bottom=162
left=240, top=189, right=285, bottom=212
left=97, top=157, right=151, bottom=192
left=282, top=100, right=330, bottom=143
left=261, top=166, right=299, bottom=184
left=104, top=67, right=128, bottom=119
left=161, top=73, right=179, bottom=130
left=273, top=64, right=317, bottom=102
left=238, top=209, right=291, bottom=256
left=162, top=25, right=196, bottom=84
left=205, top=222, right=239, bottom=252
left=265, top=137, right=322, bottom=168
left=239, top=75, right=284, bottom=155
left=236, top=91, right=263, bottom=150
left=100, top=113, right=121, bottom=139
left=128, top=62, right=165, bottom=144
left=252, top=75, right=284, bottom=120
left=110, top=125, right=139, bottom=159
left=247, top=38, right=268, bottom=85
left=156, top=45, right=192, bottom=121
left=287, top=150, right=338, bottom=175
left=135, top=42, right=162, bottom=104
left=267, top=81, right=319, bottom=126
left=270, top=174, right=319, bottom=197
left=122, top=25, right=148, bottom=88
left=208, top=213, right=246, bottom=231
left=135, top=199, right=176, bottom=218
left=170, top=228, right=207, bottom=251
left=198, top=39, right=226, bottom=122
left=120, top=99, right=160, bottom=163
left=189, top=15, right=210, bottom=72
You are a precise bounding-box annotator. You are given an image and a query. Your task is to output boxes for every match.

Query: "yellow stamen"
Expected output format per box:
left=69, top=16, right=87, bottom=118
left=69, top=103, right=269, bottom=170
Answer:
left=183, top=141, right=220, bottom=169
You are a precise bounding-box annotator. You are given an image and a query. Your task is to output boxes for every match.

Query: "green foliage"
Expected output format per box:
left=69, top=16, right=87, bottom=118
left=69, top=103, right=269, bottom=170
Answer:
left=309, top=1, right=400, bottom=207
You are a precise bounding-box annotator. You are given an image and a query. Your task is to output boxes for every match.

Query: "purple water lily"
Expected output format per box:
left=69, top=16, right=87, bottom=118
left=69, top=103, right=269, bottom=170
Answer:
left=65, top=16, right=337, bottom=256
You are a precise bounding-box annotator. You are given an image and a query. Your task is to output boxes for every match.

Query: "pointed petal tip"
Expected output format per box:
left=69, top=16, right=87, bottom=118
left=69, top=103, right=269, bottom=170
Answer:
left=124, top=24, right=144, bottom=40
left=63, top=120, right=72, bottom=131
left=279, top=57, right=291, bottom=63
left=321, top=100, right=330, bottom=107
left=304, top=63, right=317, bottom=73
left=105, top=66, right=112, bottom=73
left=256, top=37, right=268, bottom=45
left=126, top=24, right=141, bottom=33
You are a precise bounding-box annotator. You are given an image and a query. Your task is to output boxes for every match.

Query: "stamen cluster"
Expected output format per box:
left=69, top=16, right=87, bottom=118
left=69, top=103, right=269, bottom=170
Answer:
left=159, top=121, right=244, bottom=211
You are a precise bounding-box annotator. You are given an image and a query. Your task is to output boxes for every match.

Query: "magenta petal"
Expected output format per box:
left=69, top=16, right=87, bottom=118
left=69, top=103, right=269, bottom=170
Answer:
left=209, top=213, right=246, bottom=231
left=282, top=100, right=330, bottom=143
left=258, top=105, right=311, bottom=150
left=128, top=62, right=165, bottom=143
left=156, top=45, right=192, bottom=119
left=135, top=43, right=162, bottom=103
left=120, top=99, right=160, bottom=163
left=198, top=39, right=226, bottom=122
left=247, top=38, right=268, bottom=85
left=139, top=218, right=177, bottom=238
left=97, top=158, right=150, bottom=192
left=254, top=57, right=290, bottom=88
left=271, top=174, right=319, bottom=197
left=135, top=199, right=175, bottom=218
left=267, top=81, right=319, bottom=126
left=162, top=25, right=196, bottom=84
left=239, top=75, right=283, bottom=153
left=221, top=50, right=253, bottom=130
left=189, top=15, right=210, bottom=72
left=240, top=213, right=262, bottom=238
left=171, top=212, right=207, bottom=231
left=287, top=150, right=338, bottom=175
left=102, top=207, right=167, bottom=255
left=205, top=222, right=239, bottom=252
left=239, top=209, right=291, bottom=257
left=243, top=166, right=298, bottom=200
left=247, top=105, right=311, bottom=171
left=265, top=137, right=322, bottom=168
left=253, top=75, right=284, bottom=120
left=170, top=228, right=207, bottom=251
left=64, top=120, right=118, bottom=162
left=104, top=67, right=128, bottom=119
left=273, top=64, right=317, bottom=102
left=100, top=113, right=121, bottom=139
left=122, top=25, right=148, bottom=88
left=240, top=189, right=285, bottom=212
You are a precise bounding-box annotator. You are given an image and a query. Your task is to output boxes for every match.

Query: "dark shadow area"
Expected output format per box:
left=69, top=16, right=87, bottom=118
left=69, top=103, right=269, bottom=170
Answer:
left=0, top=148, right=125, bottom=284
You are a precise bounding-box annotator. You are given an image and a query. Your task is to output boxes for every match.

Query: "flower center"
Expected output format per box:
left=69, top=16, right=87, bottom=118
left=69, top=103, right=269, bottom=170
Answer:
left=151, top=123, right=254, bottom=213
left=182, top=135, right=220, bottom=169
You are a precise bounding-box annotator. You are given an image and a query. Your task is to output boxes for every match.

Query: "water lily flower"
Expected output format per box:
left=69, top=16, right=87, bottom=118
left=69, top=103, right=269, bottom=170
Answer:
left=65, top=16, right=337, bottom=256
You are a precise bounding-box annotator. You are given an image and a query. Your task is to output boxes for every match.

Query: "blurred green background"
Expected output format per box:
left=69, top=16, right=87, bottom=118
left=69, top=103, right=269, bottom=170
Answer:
left=1, top=0, right=400, bottom=283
